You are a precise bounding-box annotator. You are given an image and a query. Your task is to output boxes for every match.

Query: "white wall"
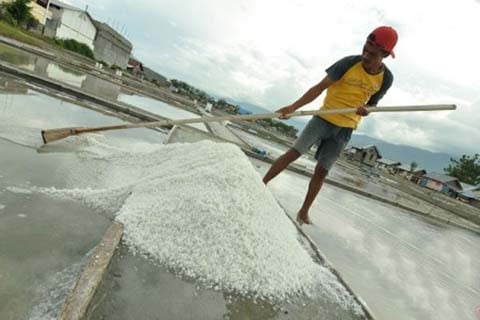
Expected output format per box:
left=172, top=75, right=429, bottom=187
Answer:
left=56, top=10, right=96, bottom=50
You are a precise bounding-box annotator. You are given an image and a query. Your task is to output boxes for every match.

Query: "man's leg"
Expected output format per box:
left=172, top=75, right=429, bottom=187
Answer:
left=263, top=148, right=301, bottom=184
left=297, top=164, right=328, bottom=224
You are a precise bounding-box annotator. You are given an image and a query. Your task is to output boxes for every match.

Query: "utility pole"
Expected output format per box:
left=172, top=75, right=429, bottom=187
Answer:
left=41, top=0, right=52, bottom=36
left=43, top=0, right=51, bottom=25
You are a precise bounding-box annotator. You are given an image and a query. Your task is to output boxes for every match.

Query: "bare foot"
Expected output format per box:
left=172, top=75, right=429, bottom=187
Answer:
left=296, top=209, right=312, bottom=225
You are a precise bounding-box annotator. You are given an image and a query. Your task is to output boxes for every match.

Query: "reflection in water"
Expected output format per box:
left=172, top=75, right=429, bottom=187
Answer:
left=0, top=43, right=207, bottom=128
left=118, top=93, right=208, bottom=132
left=224, top=295, right=277, bottom=320
left=0, top=78, right=29, bottom=94
left=0, top=43, right=120, bottom=100
left=269, top=170, right=480, bottom=320
left=82, top=74, right=120, bottom=100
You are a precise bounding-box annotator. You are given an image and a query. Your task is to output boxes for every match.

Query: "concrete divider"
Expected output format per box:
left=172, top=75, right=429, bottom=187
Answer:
left=59, top=221, right=123, bottom=320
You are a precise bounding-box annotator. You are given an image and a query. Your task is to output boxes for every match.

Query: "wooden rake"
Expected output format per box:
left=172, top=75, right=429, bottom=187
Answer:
left=41, top=104, right=456, bottom=144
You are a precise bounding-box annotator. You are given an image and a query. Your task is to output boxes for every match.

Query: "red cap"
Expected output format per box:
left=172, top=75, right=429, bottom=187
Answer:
left=368, top=26, right=398, bottom=58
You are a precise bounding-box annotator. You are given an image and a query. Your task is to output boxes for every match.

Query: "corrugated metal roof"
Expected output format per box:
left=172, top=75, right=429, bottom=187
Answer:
left=423, top=172, right=458, bottom=183
left=93, top=20, right=132, bottom=50
left=50, top=0, right=83, bottom=12
left=350, top=144, right=381, bottom=157
left=396, top=164, right=425, bottom=173
left=376, top=158, right=401, bottom=166
left=460, top=191, right=480, bottom=200
left=460, top=182, right=480, bottom=192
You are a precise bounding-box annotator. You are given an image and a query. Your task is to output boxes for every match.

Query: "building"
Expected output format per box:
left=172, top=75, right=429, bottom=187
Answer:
left=458, top=183, right=480, bottom=208
left=127, top=57, right=144, bottom=78
left=41, top=0, right=96, bottom=50
left=417, top=172, right=463, bottom=197
left=393, top=164, right=427, bottom=182
left=31, top=1, right=52, bottom=25
left=93, top=20, right=132, bottom=69
left=375, top=158, right=401, bottom=172
left=143, top=66, right=169, bottom=85
left=346, top=145, right=381, bottom=166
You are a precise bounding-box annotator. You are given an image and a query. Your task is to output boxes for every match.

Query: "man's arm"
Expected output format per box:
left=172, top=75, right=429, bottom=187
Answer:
left=277, top=76, right=334, bottom=119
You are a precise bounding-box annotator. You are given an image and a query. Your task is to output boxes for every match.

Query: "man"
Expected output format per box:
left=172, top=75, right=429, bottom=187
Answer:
left=263, top=26, right=398, bottom=225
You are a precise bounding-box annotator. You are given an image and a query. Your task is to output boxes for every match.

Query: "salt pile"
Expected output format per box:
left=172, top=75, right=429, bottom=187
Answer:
left=32, top=137, right=362, bottom=311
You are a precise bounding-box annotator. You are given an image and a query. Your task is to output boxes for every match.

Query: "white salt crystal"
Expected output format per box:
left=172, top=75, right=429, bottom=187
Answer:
left=31, top=138, right=362, bottom=312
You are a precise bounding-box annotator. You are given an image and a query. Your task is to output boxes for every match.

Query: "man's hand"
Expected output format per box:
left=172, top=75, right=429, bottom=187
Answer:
left=356, top=106, right=370, bottom=116
left=276, top=105, right=296, bottom=119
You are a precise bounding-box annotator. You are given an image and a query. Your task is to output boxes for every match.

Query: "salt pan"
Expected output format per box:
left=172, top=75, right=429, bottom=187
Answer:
left=32, top=137, right=362, bottom=312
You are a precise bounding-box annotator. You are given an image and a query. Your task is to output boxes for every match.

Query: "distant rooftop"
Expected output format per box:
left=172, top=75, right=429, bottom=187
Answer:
left=376, top=158, right=401, bottom=166
left=93, top=20, right=132, bottom=50
left=49, top=0, right=84, bottom=12
left=423, top=172, right=459, bottom=183
left=396, top=164, right=425, bottom=173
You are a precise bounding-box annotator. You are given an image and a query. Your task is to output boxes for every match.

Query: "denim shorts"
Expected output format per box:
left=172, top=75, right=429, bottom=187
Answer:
left=293, top=116, right=352, bottom=171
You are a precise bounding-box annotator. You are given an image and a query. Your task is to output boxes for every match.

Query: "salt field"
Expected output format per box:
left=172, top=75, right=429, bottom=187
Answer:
left=1, top=49, right=480, bottom=320
left=117, top=93, right=208, bottom=132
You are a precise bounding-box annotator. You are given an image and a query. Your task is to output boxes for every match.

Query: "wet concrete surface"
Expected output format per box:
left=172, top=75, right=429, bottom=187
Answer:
left=0, top=78, right=169, bottom=320
left=255, top=160, right=480, bottom=320
left=87, top=246, right=364, bottom=320
left=0, top=137, right=111, bottom=320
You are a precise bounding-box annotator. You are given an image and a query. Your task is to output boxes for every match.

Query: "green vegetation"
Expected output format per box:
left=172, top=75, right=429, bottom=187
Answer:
left=444, top=154, right=480, bottom=185
left=1, top=1, right=94, bottom=60
left=0, top=0, right=37, bottom=27
left=410, top=161, right=418, bottom=172
left=256, top=118, right=298, bottom=137
left=170, top=79, right=216, bottom=105
left=52, top=38, right=94, bottom=59
left=0, top=20, right=43, bottom=46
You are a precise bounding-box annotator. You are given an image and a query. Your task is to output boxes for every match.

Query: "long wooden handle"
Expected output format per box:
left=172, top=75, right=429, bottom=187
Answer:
left=73, top=104, right=456, bottom=134
left=41, top=104, right=456, bottom=144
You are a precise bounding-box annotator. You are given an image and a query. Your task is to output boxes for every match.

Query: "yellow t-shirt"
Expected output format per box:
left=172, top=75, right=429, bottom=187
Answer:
left=320, top=56, right=393, bottom=129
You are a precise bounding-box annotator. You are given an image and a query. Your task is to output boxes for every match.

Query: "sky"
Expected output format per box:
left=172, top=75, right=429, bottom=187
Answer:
left=67, top=0, right=480, bottom=157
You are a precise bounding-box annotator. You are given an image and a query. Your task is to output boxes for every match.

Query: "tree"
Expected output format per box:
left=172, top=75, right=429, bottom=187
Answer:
left=444, top=154, right=480, bottom=185
left=410, top=161, right=418, bottom=172
left=2, top=0, right=35, bottom=26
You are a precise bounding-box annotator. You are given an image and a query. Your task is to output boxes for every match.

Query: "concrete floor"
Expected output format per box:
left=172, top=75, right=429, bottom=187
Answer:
left=258, top=160, right=480, bottom=320
left=87, top=245, right=363, bottom=320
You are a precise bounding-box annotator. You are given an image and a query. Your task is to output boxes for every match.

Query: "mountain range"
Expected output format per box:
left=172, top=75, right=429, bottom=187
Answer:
left=348, top=134, right=453, bottom=173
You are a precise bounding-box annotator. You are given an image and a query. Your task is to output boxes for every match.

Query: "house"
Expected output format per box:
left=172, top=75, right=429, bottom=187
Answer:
left=346, top=145, right=381, bottom=166
left=417, top=172, right=463, bottom=197
left=127, top=57, right=144, bottom=78
left=93, top=20, right=132, bottom=69
left=375, top=158, right=401, bottom=172
left=458, top=183, right=480, bottom=208
left=41, top=0, right=96, bottom=50
left=393, top=164, right=427, bottom=182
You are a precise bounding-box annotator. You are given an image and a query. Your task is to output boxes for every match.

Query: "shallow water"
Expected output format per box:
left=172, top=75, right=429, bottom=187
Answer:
left=0, top=43, right=120, bottom=99
left=0, top=138, right=111, bottom=320
left=118, top=93, right=208, bottom=132
left=88, top=245, right=364, bottom=320
left=258, top=160, right=480, bottom=320
left=0, top=77, right=167, bottom=319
